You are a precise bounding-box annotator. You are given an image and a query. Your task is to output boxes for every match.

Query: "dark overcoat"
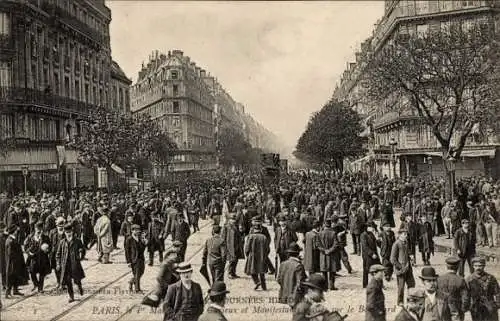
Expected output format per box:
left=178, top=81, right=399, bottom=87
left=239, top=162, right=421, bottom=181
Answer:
left=5, top=236, right=29, bottom=287
left=365, top=277, right=386, bottom=321
left=221, top=223, right=243, bottom=261
left=303, top=229, right=321, bottom=273
left=437, top=272, right=470, bottom=319
left=244, top=230, right=269, bottom=275
left=24, top=233, right=51, bottom=275
left=56, top=237, right=86, bottom=282
left=277, top=256, right=306, bottom=306
left=198, top=306, right=228, bottom=321
left=319, top=227, right=339, bottom=272
left=163, top=280, right=204, bottom=321
left=418, top=221, right=434, bottom=254
left=274, top=227, right=298, bottom=258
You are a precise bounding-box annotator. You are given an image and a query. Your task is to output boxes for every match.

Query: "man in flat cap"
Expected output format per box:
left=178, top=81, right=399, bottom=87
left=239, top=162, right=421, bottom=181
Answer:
left=437, top=256, right=469, bottom=321
left=202, top=225, right=226, bottom=283
left=5, top=225, right=28, bottom=298
left=23, top=221, right=51, bottom=293
left=125, top=224, right=147, bottom=293
left=221, top=213, right=243, bottom=279
left=453, top=219, right=475, bottom=277
left=391, top=227, right=416, bottom=307
left=171, top=213, right=191, bottom=262
left=56, top=223, right=85, bottom=303
left=245, top=217, right=270, bottom=290
left=466, top=256, right=500, bottom=321
left=366, top=264, right=386, bottom=321
left=395, top=288, right=425, bottom=321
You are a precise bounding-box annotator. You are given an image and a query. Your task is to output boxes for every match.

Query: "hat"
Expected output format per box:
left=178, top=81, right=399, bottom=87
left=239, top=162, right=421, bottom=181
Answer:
left=419, top=266, right=439, bottom=280
left=285, top=242, right=302, bottom=254
left=277, top=214, right=287, bottom=222
left=165, top=248, right=179, bottom=256
left=471, top=256, right=486, bottom=266
left=369, top=264, right=386, bottom=273
left=302, top=273, right=327, bottom=291
left=176, top=262, right=193, bottom=273
left=172, top=240, right=183, bottom=247
left=212, top=225, right=221, bottom=234
left=407, top=288, right=425, bottom=301
left=461, top=219, right=469, bottom=224
left=208, top=281, right=230, bottom=297
left=324, top=217, right=332, bottom=223
left=445, top=256, right=461, bottom=267
left=366, top=220, right=376, bottom=228
left=7, top=225, right=18, bottom=234
left=398, top=227, right=408, bottom=234
left=63, top=223, right=73, bottom=231
left=131, top=224, right=141, bottom=231
left=251, top=216, right=262, bottom=224
left=35, top=221, right=44, bottom=229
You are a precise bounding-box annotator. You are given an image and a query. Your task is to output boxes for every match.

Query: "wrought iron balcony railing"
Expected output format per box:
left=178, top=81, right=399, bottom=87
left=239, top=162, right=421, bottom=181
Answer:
left=0, top=86, right=99, bottom=115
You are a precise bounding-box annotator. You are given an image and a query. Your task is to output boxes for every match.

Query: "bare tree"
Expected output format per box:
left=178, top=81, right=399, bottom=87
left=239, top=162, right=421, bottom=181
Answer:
left=363, top=22, right=500, bottom=184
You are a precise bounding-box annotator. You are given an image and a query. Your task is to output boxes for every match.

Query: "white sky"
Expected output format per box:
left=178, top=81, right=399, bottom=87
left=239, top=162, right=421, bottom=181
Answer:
left=107, top=1, right=385, bottom=148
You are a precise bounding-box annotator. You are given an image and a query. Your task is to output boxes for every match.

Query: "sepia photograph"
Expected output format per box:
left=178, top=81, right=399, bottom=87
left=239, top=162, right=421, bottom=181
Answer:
left=0, top=0, right=500, bottom=320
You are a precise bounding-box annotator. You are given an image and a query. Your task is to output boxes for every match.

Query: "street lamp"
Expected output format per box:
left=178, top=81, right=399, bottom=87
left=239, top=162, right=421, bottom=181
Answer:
left=389, top=137, right=398, bottom=179
left=427, top=156, right=433, bottom=179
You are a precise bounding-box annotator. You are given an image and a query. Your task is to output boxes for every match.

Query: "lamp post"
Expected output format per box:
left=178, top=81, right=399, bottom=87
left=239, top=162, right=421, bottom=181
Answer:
left=21, top=165, right=29, bottom=196
left=447, top=156, right=456, bottom=200
left=427, top=156, right=433, bottom=179
left=389, top=137, right=398, bottom=179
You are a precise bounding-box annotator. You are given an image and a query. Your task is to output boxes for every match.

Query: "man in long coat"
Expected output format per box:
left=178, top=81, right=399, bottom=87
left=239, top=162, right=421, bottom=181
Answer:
left=379, top=222, right=395, bottom=282
left=94, top=206, right=113, bottom=264
left=365, top=264, right=386, bottom=321
left=466, top=256, right=500, bottom=321
left=163, top=202, right=178, bottom=240
left=125, top=224, right=147, bottom=293
left=277, top=242, right=306, bottom=307
left=417, top=216, right=434, bottom=266
left=171, top=213, right=191, bottom=262
left=350, top=199, right=366, bottom=255
left=56, top=223, right=85, bottom=302
left=49, top=216, right=66, bottom=288
left=437, top=256, right=469, bottom=321
left=303, top=220, right=322, bottom=276
left=274, top=214, right=298, bottom=266
left=361, top=221, right=380, bottom=288
left=319, top=218, right=339, bottom=290
left=221, top=214, right=243, bottom=279
left=453, top=219, right=475, bottom=277
left=202, top=225, right=226, bottom=283
left=5, top=225, right=28, bottom=298
left=244, top=217, right=269, bottom=290
left=391, top=227, right=415, bottom=307
left=24, top=221, right=51, bottom=293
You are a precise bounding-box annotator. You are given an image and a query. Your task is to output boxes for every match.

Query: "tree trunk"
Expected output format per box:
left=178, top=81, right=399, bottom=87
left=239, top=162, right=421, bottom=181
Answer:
left=442, top=153, right=455, bottom=201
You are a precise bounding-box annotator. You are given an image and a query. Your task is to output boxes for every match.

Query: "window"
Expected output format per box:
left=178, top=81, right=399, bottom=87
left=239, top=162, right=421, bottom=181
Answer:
left=0, top=12, right=10, bottom=35
left=461, top=19, right=475, bottom=32
left=173, top=84, right=178, bottom=96
left=172, top=116, right=180, bottom=127
left=439, top=0, right=453, bottom=11
left=75, top=80, right=80, bottom=100
left=0, top=61, right=10, bottom=87
left=119, top=88, right=123, bottom=108
left=171, top=70, right=178, bottom=79
left=54, top=73, right=59, bottom=94
left=43, top=68, right=48, bottom=88
left=173, top=101, right=180, bottom=113
left=64, top=76, right=70, bottom=97
left=84, top=83, right=89, bottom=102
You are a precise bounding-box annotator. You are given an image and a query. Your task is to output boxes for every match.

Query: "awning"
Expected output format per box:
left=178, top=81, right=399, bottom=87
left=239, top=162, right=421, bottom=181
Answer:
left=425, top=150, right=496, bottom=158
left=350, top=154, right=373, bottom=165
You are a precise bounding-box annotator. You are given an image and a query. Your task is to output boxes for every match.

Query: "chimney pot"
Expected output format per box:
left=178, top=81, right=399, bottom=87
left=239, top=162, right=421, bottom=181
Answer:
left=200, top=69, right=206, bottom=77
left=172, top=49, right=184, bottom=56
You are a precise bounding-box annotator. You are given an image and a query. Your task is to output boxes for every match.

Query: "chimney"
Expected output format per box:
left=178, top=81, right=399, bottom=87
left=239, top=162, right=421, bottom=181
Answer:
left=190, top=62, right=196, bottom=70
left=200, top=69, right=206, bottom=78
left=195, top=66, right=201, bottom=76
left=172, top=49, right=184, bottom=56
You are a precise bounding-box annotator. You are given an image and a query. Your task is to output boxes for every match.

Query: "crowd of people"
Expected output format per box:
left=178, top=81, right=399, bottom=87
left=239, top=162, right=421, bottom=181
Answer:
left=0, top=171, right=499, bottom=321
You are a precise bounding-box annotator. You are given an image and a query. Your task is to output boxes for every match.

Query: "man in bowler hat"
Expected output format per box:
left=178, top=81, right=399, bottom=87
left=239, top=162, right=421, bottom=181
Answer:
left=125, top=224, right=147, bottom=293
left=198, top=281, right=230, bottom=321
left=420, top=266, right=452, bottom=321
left=277, top=242, right=307, bottom=307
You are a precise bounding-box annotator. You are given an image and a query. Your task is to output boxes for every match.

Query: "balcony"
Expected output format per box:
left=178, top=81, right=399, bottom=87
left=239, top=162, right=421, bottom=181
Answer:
left=53, top=51, right=60, bottom=66
left=63, top=55, right=70, bottom=71
left=0, top=86, right=98, bottom=116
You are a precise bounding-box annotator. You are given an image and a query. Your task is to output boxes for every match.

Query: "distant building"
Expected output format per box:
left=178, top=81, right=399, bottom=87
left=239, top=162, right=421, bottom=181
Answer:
left=333, top=0, right=500, bottom=179
left=131, top=49, right=281, bottom=176
left=110, top=60, right=132, bottom=114
left=0, top=0, right=131, bottom=192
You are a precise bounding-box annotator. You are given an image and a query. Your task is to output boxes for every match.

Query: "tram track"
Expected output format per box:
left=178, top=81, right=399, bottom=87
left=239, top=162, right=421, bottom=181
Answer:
left=46, top=220, right=213, bottom=321
left=3, top=247, right=126, bottom=310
